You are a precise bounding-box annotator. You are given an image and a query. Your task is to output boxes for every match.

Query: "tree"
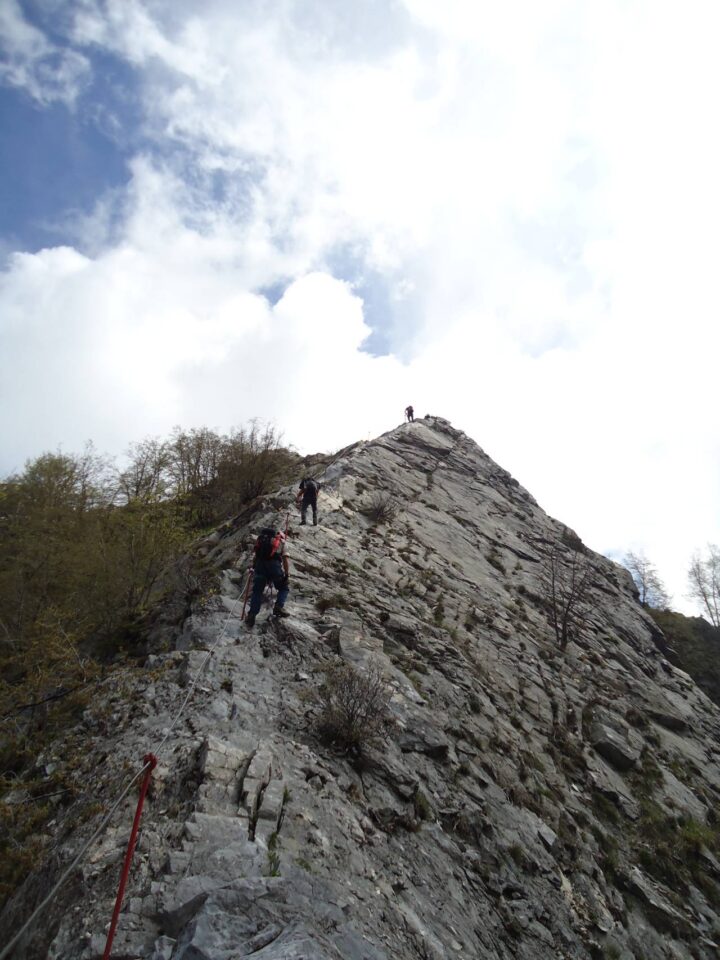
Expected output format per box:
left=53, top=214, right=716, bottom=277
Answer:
left=688, top=546, right=720, bottom=628
left=623, top=550, right=671, bottom=609
left=116, top=437, right=170, bottom=504
left=79, top=501, right=189, bottom=638
left=0, top=448, right=114, bottom=638
left=216, top=421, right=295, bottom=515
left=539, top=539, right=593, bottom=649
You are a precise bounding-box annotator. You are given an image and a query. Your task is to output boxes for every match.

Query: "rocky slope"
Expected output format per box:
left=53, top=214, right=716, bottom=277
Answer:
left=3, top=416, right=720, bottom=960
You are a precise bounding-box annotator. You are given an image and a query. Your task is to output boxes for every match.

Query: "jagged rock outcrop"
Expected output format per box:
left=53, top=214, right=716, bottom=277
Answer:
left=3, top=416, right=720, bottom=959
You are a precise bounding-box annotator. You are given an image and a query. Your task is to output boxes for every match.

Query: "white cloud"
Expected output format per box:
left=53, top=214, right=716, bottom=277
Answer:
left=2, top=0, right=720, bottom=614
left=0, top=0, right=89, bottom=106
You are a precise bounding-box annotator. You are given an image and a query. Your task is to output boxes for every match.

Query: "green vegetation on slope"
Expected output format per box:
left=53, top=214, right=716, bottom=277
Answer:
left=649, top=609, right=720, bottom=707
left=0, top=421, right=299, bottom=903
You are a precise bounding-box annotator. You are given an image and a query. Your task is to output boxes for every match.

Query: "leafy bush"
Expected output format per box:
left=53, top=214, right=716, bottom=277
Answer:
left=316, top=662, right=392, bottom=752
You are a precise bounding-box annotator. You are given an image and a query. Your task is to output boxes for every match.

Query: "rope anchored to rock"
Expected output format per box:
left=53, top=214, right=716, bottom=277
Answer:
left=102, top=753, right=157, bottom=960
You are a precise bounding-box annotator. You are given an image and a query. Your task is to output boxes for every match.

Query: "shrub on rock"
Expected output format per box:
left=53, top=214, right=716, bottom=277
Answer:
left=316, top=662, right=392, bottom=752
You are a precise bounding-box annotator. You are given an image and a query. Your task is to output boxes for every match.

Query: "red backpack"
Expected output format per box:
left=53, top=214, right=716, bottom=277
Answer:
left=254, top=528, right=283, bottom=561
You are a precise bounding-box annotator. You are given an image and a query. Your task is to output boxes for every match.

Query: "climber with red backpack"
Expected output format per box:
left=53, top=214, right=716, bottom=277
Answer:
left=245, top=527, right=290, bottom=627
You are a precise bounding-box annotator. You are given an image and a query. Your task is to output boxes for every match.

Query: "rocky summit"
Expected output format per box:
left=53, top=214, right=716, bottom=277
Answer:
left=4, top=416, right=720, bottom=960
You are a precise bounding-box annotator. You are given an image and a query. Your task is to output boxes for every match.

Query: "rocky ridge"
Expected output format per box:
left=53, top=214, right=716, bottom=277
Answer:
left=3, top=416, right=720, bottom=959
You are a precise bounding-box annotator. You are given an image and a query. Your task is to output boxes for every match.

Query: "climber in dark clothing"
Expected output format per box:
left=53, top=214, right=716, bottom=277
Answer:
left=297, top=477, right=318, bottom=526
left=246, top=528, right=290, bottom=627
left=405, top=405, right=414, bottom=422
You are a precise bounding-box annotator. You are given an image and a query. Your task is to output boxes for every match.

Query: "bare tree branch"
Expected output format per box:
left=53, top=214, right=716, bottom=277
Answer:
left=539, top=539, right=593, bottom=649
left=688, top=545, right=720, bottom=627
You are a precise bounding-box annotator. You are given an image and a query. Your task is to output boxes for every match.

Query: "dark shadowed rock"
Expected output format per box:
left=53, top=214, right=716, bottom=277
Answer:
left=587, top=708, right=642, bottom=771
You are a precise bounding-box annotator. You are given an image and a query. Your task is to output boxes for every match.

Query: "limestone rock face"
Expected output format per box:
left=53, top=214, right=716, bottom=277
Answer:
left=586, top=708, right=642, bottom=771
left=4, top=416, right=720, bottom=960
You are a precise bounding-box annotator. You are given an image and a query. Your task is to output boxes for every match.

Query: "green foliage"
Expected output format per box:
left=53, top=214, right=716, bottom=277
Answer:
left=266, top=831, right=281, bottom=877
left=633, top=800, right=720, bottom=896
left=164, top=421, right=297, bottom=527
left=631, top=751, right=664, bottom=798
left=0, top=799, right=49, bottom=903
left=591, top=823, right=620, bottom=880
left=520, top=750, right=546, bottom=774
left=0, top=421, right=297, bottom=902
left=678, top=817, right=717, bottom=854
left=315, top=594, right=350, bottom=613
left=0, top=761, right=86, bottom=904
left=414, top=789, right=433, bottom=821
left=508, top=842, right=529, bottom=868
left=552, top=730, right=587, bottom=777
left=649, top=608, right=720, bottom=707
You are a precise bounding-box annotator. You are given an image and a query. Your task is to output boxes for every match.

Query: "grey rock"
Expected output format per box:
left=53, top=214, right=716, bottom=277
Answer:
left=5, top=416, right=720, bottom=960
left=626, top=867, right=696, bottom=938
left=151, top=936, right=177, bottom=960
left=587, top=709, right=642, bottom=771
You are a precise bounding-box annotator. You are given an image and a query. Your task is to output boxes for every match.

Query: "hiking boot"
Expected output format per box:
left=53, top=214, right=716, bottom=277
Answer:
left=245, top=613, right=255, bottom=628
left=273, top=604, right=289, bottom=618
left=299, top=520, right=307, bottom=526
left=312, top=517, right=317, bottom=526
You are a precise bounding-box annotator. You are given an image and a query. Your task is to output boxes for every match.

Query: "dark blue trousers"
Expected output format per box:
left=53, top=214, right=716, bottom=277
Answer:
left=248, top=559, right=289, bottom=617
left=301, top=493, right=317, bottom=523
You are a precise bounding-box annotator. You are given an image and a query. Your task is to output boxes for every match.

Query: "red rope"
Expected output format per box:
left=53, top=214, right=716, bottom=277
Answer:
left=102, top=754, right=157, bottom=960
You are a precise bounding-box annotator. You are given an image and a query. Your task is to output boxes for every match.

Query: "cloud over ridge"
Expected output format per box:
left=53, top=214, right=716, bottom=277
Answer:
left=1, top=0, right=719, bottom=612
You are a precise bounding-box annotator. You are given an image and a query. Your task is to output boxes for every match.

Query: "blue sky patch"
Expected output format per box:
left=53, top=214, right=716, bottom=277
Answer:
left=0, top=43, right=145, bottom=253
left=325, top=245, right=422, bottom=359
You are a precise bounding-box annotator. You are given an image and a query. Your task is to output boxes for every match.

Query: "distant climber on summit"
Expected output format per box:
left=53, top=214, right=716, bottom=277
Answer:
left=405, top=405, right=414, bottom=422
left=245, top=528, right=290, bottom=627
left=297, top=477, right=318, bottom=526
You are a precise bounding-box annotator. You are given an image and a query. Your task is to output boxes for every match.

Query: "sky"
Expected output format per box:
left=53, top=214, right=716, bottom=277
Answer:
left=1, top=0, right=719, bottom=615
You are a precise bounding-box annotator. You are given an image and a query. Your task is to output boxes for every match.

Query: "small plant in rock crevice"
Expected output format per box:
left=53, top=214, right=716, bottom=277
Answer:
left=315, top=594, right=351, bottom=613
left=486, top=547, right=507, bottom=575
left=361, top=493, right=398, bottom=524
left=315, top=662, right=392, bottom=753
left=266, top=831, right=281, bottom=876
left=631, top=750, right=664, bottom=798
left=414, top=788, right=433, bottom=821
